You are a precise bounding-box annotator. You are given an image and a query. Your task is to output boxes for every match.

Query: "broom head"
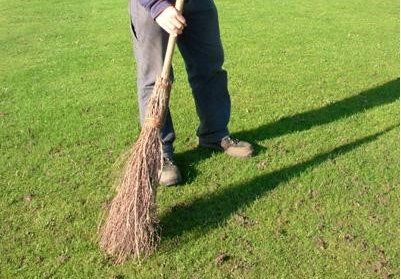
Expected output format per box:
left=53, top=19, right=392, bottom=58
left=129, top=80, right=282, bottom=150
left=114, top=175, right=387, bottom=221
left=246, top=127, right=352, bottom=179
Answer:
left=99, top=77, right=171, bottom=263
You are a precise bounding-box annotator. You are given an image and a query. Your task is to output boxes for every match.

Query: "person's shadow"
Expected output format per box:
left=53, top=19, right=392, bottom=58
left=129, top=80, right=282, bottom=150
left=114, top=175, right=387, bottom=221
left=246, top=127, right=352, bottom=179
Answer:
left=162, top=78, right=399, bottom=244
left=174, top=78, right=399, bottom=183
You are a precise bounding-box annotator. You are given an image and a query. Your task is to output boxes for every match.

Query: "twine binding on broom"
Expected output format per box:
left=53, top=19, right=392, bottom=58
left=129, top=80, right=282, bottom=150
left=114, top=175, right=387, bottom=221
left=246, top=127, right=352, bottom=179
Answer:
left=144, top=117, right=163, bottom=129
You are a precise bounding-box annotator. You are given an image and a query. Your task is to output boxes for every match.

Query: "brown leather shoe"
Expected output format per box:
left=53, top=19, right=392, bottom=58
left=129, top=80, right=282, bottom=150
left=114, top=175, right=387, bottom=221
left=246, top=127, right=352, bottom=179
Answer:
left=199, top=136, right=253, bottom=158
left=159, top=157, right=182, bottom=186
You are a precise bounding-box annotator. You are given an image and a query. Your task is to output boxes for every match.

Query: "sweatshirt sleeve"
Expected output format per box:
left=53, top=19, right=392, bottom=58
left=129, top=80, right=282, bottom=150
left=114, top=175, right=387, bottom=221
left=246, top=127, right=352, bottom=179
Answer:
left=139, top=0, right=172, bottom=19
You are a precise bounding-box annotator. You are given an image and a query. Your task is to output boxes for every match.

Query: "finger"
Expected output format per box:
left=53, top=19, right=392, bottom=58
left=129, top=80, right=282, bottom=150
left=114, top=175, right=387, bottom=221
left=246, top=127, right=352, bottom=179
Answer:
left=171, top=17, right=184, bottom=30
left=174, top=27, right=183, bottom=34
left=171, top=26, right=183, bottom=35
left=165, top=22, right=180, bottom=36
left=175, top=13, right=187, bottom=26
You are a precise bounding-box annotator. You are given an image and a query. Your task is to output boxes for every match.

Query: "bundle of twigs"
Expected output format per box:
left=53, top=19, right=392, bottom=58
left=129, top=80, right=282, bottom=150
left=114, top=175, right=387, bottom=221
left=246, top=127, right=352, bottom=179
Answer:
left=99, top=0, right=184, bottom=264
left=99, top=78, right=170, bottom=263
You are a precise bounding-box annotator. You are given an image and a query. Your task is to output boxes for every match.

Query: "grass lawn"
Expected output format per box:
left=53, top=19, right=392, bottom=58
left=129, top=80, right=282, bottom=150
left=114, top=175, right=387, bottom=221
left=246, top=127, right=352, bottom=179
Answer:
left=0, top=0, right=399, bottom=278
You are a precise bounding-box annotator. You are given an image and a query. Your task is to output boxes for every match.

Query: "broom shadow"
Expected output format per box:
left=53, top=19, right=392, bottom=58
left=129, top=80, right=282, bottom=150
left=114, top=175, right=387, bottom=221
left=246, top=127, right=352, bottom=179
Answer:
left=175, top=78, right=400, bottom=183
left=160, top=125, right=399, bottom=245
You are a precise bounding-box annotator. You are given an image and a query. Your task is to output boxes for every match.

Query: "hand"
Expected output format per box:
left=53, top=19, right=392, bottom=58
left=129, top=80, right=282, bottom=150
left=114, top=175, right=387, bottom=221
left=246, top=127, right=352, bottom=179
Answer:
left=155, top=6, right=186, bottom=36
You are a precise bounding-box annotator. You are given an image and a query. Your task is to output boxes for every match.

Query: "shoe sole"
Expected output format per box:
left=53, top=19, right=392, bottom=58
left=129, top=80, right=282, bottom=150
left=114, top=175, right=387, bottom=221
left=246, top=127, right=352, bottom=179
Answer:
left=198, top=143, right=224, bottom=151
left=160, top=176, right=182, bottom=187
left=199, top=144, right=253, bottom=158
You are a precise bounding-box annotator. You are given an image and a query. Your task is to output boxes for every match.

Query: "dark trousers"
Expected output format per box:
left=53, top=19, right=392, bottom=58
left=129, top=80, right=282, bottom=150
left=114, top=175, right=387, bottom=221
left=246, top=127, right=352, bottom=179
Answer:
left=129, top=0, right=231, bottom=158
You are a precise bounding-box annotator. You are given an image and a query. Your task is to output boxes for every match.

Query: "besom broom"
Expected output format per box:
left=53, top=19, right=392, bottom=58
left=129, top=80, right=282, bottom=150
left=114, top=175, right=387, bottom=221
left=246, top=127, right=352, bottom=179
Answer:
left=99, top=0, right=185, bottom=264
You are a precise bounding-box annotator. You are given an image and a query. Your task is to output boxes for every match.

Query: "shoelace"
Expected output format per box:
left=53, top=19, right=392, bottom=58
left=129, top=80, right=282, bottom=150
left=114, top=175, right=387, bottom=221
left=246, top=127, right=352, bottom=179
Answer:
left=224, top=136, right=240, bottom=145
left=163, top=157, right=175, bottom=166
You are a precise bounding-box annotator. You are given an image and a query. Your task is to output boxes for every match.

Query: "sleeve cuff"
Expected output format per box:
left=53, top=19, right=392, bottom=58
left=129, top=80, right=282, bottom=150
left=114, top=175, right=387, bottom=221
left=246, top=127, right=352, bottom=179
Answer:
left=150, top=1, right=172, bottom=20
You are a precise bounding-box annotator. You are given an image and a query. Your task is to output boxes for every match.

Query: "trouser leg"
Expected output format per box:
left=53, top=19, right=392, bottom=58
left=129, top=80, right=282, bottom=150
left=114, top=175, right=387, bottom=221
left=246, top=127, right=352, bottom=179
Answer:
left=129, top=0, right=175, bottom=158
left=177, top=0, right=231, bottom=144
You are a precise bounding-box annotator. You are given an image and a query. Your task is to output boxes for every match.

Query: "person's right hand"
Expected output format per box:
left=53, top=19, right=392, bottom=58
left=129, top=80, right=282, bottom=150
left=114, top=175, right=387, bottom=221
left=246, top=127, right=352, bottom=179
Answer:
left=155, top=6, right=186, bottom=36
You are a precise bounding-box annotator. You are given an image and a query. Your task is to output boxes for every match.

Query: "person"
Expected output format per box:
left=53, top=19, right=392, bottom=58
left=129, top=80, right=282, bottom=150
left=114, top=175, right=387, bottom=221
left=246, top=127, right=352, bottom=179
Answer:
left=129, top=0, right=254, bottom=186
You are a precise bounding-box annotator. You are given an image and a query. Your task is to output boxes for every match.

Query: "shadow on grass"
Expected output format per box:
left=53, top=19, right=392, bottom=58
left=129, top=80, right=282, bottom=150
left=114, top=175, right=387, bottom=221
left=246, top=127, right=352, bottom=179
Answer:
left=160, top=125, right=399, bottom=244
left=175, top=78, right=399, bottom=183
left=233, top=78, right=400, bottom=145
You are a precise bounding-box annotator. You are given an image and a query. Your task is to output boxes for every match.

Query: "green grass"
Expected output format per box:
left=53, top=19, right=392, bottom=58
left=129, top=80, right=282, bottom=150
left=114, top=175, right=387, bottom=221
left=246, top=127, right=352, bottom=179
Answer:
left=0, top=0, right=399, bottom=278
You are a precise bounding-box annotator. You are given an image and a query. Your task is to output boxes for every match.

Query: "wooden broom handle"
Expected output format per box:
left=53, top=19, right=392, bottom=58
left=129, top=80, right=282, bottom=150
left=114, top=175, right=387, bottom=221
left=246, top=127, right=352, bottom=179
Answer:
left=160, top=0, right=185, bottom=79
